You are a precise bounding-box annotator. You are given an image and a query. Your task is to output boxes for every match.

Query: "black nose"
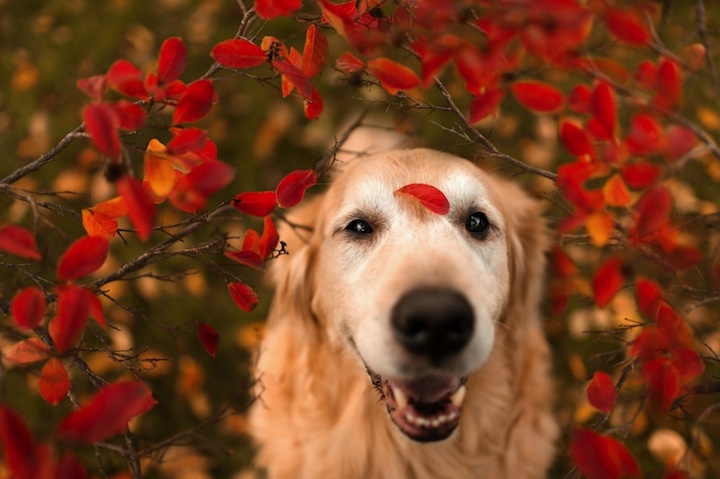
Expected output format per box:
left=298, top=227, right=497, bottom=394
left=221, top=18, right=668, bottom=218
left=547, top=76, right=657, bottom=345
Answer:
left=391, top=287, right=474, bottom=361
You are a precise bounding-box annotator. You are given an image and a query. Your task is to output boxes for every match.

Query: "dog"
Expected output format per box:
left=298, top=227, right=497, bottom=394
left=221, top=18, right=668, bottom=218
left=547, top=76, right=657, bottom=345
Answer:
left=249, top=148, right=558, bottom=478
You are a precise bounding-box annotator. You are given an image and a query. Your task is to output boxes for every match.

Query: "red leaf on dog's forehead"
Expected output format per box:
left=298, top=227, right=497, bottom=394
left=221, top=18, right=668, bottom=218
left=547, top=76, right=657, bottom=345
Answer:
left=586, top=371, right=616, bottom=414
left=395, top=184, right=450, bottom=216
left=276, top=169, right=317, bottom=208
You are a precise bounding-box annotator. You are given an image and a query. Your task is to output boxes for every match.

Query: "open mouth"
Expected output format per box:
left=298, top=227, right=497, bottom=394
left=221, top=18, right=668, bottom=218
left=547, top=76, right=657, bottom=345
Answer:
left=372, top=373, right=467, bottom=442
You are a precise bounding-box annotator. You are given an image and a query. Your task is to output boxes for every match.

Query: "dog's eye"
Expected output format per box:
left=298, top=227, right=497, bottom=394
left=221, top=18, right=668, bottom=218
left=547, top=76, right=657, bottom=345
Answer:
left=465, top=212, right=489, bottom=235
left=346, top=219, right=374, bottom=235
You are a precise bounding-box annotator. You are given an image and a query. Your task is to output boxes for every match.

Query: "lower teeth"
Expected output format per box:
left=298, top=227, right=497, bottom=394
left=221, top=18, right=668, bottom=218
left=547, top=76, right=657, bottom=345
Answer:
left=405, top=410, right=458, bottom=428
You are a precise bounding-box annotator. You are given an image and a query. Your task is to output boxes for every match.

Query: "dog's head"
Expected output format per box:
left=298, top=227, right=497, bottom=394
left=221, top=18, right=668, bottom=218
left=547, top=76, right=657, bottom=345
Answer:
left=270, top=149, right=546, bottom=442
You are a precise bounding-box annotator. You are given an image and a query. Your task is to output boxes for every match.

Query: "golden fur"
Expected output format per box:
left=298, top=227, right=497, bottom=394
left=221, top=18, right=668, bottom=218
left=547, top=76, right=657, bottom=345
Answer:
left=250, top=149, right=558, bottom=478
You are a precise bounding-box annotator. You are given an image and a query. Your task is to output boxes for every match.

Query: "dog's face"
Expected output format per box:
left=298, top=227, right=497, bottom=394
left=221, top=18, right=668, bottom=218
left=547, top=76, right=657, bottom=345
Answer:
left=309, top=149, right=513, bottom=442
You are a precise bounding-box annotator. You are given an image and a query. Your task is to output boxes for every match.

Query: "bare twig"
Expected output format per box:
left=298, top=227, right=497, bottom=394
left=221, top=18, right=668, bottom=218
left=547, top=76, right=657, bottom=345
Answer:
left=696, top=0, right=719, bottom=93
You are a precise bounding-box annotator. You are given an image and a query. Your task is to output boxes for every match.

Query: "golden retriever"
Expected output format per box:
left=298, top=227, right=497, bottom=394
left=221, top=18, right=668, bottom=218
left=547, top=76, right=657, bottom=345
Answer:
left=250, top=148, right=558, bottom=478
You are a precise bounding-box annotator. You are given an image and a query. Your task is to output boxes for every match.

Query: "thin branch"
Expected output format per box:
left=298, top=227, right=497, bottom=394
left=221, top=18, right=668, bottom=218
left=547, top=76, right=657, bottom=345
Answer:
left=696, top=0, right=719, bottom=93
left=434, top=79, right=558, bottom=181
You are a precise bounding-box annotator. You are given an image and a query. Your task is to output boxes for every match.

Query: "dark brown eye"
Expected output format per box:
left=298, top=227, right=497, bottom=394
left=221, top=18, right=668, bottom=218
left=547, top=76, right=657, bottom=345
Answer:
left=346, top=219, right=373, bottom=235
left=465, top=212, right=489, bottom=235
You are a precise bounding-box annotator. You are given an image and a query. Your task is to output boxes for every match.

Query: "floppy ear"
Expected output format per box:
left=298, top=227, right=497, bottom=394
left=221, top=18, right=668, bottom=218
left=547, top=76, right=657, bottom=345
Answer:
left=265, top=194, right=325, bottom=341
left=490, top=177, right=550, bottom=336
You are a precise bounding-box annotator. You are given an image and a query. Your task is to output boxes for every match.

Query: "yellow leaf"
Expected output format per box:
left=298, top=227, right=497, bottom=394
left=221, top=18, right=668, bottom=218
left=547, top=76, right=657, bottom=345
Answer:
left=586, top=211, right=614, bottom=246
left=603, top=174, right=631, bottom=207
left=144, top=139, right=176, bottom=198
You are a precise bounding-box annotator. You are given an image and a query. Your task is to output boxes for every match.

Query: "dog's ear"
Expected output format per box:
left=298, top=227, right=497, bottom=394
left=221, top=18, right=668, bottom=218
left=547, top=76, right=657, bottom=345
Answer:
left=265, top=195, right=324, bottom=341
left=491, top=177, right=550, bottom=334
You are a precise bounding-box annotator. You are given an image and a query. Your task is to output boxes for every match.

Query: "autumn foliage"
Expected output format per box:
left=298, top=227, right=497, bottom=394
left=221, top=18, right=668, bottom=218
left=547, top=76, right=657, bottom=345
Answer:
left=1, top=0, right=720, bottom=477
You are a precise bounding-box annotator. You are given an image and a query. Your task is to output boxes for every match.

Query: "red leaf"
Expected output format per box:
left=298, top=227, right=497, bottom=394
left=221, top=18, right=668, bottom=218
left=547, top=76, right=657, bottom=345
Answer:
left=111, top=100, right=146, bottom=131
left=173, top=79, right=215, bottom=124
left=0, top=225, right=42, bottom=260
left=656, top=302, right=693, bottom=351
left=605, top=8, right=652, bottom=45
left=587, top=371, right=616, bottom=414
left=157, top=37, right=187, bottom=85
left=643, top=358, right=679, bottom=414
left=0, top=406, right=53, bottom=479
left=468, top=88, right=505, bottom=124
left=5, top=338, right=50, bottom=365
left=228, top=282, right=259, bottom=312
left=335, top=51, right=365, bottom=74
left=634, top=60, right=657, bottom=90
left=242, top=229, right=261, bottom=253
left=39, top=358, right=70, bottom=405
left=173, top=159, right=235, bottom=206
left=82, top=288, right=107, bottom=328
left=412, top=34, right=460, bottom=86
left=560, top=119, right=592, bottom=156
left=510, top=81, right=564, bottom=113
left=302, top=25, right=329, bottom=78
left=105, top=60, right=148, bottom=99
left=211, top=39, right=268, bottom=69
left=232, top=191, right=277, bottom=217
left=197, top=323, right=219, bottom=357
left=10, top=287, right=46, bottom=330
left=592, top=257, right=625, bottom=307
left=57, top=236, right=109, bottom=281
left=663, top=471, right=689, bottom=479
left=57, top=381, right=156, bottom=443
left=395, top=183, right=451, bottom=215
left=636, top=278, right=664, bottom=318
left=568, top=84, right=592, bottom=114
left=633, top=185, right=672, bottom=241
left=83, top=103, right=121, bottom=162
left=591, top=82, right=617, bottom=139
left=51, top=285, right=91, bottom=353
left=367, top=57, right=420, bottom=96
left=276, top=169, right=317, bottom=208
left=304, top=86, right=324, bottom=120
left=621, top=162, right=661, bottom=189
left=666, top=125, right=696, bottom=161
left=258, top=215, right=279, bottom=258
left=117, top=175, right=156, bottom=241
left=76, top=75, right=107, bottom=101
left=166, top=128, right=207, bottom=156
left=55, top=454, right=89, bottom=479
left=624, top=113, right=666, bottom=156
left=570, top=428, right=641, bottom=479
left=654, top=58, right=682, bottom=110
left=82, top=210, right=119, bottom=239
left=272, top=58, right=313, bottom=99
left=225, top=250, right=266, bottom=271
left=673, top=347, right=704, bottom=380
left=255, top=0, right=302, bottom=19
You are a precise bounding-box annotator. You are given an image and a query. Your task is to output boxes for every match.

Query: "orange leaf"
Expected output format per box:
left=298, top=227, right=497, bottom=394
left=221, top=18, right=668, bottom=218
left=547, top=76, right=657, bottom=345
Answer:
left=367, top=58, right=420, bottom=95
left=228, top=282, right=259, bottom=312
left=587, top=371, right=616, bottom=414
left=57, top=236, right=109, bottom=281
left=0, top=225, right=42, bottom=260
left=510, top=81, right=564, bottom=113
left=302, top=25, right=328, bottom=79
left=10, top=287, right=46, bottom=330
left=592, top=257, right=625, bottom=307
left=395, top=183, right=450, bottom=215
left=143, top=140, right=176, bottom=199
left=602, top=174, right=631, bottom=207
left=336, top=52, right=365, bottom=74
left=586, top=211, right=614, bottom=247
left=82, top=210, right=119, bottom=239
left=39, top=358, right=70, bottom=405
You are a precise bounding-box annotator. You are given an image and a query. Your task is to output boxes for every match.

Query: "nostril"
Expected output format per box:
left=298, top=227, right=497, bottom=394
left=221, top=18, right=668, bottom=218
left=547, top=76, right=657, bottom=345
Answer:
left=391, top=288, right=474, bottom=360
